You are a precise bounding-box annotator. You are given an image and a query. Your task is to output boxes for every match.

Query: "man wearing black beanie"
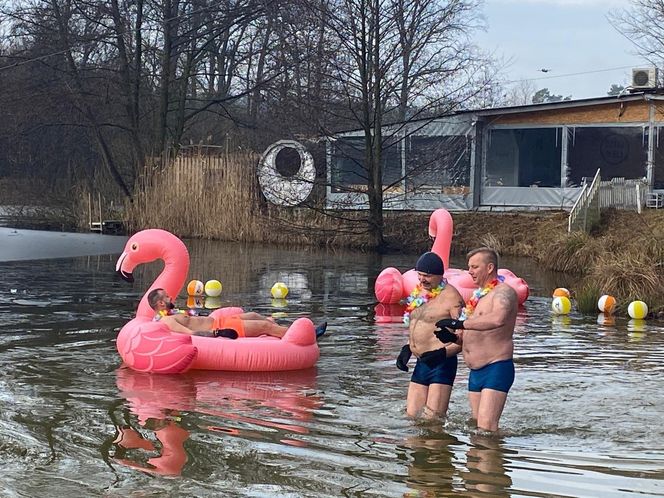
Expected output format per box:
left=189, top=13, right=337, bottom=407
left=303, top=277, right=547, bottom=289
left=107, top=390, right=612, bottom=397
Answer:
left=396, top=251, right=464, bottom=419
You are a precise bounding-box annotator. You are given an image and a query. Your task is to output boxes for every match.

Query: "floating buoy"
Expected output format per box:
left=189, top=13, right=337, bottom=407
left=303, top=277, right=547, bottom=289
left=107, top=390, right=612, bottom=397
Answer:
left=271, top=282, right=289, bottom=299
left=187, top=279, right=204, bottom=296
left=204, top=279, right=222, bottom=297
left=551, top=296, right=571, bottom=315
left=628, top=300, right=648, bottom=320
left=552, top=287, right=570, bottom=298
left=597, top=295, right=616, bottom=314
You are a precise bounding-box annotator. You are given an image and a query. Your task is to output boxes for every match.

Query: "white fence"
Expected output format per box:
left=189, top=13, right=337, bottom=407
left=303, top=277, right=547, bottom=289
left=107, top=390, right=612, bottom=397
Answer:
left=598, top=177, right=648, bottom=213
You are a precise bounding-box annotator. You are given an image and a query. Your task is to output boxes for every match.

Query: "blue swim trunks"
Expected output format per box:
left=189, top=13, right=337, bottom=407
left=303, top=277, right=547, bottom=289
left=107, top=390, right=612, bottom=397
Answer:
left=411, top=352, right=458, bottom=386
left=468, top=359, right=515, bottom=393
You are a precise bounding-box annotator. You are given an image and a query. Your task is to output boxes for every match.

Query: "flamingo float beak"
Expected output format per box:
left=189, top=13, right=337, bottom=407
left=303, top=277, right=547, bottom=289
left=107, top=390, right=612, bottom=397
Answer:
left=116, top=251, right=135, bottom=283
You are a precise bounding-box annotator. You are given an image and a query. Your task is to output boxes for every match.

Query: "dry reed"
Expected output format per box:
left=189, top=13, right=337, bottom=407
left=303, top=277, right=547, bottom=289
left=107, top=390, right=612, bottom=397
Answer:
left=124, top=147, right=375, bottom=248
left=587, top=253, right=664, bottom=307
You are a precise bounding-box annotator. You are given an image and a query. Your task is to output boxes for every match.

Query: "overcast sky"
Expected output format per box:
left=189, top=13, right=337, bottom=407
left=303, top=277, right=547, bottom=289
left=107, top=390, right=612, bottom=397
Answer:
left=475, top=0, right=649, bottom=100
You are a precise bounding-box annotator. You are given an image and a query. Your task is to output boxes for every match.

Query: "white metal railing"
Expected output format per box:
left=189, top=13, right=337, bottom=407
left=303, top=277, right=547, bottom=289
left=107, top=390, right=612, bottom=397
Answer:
left=568, top=169, right=601, bottom=232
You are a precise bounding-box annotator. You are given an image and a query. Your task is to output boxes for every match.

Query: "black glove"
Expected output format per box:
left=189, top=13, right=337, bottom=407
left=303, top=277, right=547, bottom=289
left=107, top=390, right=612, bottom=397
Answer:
left=435, top=318, right=464, bottom=330
left=419, top=348, right=447, bottom=368
left=396, top=344, right=412, bottom=372
left=434, top=327, right=459, bottom=344
left=213, top=328, right=239, bottom=339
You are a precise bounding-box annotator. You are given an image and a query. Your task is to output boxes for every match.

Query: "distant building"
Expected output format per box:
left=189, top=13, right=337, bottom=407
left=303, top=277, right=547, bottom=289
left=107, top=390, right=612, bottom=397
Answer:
left=326, top=92, right=664, bottom=210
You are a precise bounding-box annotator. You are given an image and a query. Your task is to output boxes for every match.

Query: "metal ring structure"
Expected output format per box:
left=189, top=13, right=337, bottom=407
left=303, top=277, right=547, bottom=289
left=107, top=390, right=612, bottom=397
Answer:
left=258, top=140, right=315, bottom=206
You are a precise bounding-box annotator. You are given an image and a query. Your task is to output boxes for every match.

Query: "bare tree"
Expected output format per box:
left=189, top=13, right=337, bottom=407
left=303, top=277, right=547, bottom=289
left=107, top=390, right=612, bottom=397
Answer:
left=316, top=0, right=486, bottom=249
left=610, top=1, right=664, bottom=67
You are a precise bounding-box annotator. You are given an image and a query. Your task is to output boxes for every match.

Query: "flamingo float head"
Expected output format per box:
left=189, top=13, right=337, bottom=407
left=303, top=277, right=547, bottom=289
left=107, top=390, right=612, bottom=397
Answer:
left=116, top=229, right=188, bottom=282
left=116, top=229, right=190, bottom=319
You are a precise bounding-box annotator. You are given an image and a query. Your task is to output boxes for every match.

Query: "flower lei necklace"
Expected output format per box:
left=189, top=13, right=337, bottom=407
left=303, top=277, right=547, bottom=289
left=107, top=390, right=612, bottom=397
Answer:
left=403, top=282, right=446, bottom=325
left=459, top=275, right=504, bottom=320
left=155, top=307, right=197, bottom=320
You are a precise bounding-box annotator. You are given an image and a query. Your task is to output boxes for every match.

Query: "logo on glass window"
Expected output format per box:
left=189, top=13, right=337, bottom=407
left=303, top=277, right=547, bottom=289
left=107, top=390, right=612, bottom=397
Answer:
left=600, top=133, right=629, bottom=165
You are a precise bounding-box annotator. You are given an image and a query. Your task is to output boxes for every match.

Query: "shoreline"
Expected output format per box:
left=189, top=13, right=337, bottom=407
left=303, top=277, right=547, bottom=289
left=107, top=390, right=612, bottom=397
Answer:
left=0, top=227, right=128, bottom=263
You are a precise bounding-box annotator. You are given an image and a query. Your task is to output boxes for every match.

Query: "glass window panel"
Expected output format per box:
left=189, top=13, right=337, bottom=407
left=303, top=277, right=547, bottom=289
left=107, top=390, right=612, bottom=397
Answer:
left=568, top=127, right=646, bottom=186
left=330, top=137, right=402, bottom=193
left=486, top=128, right=561, bottom=187
left=406, top=136, right=470, bottom=191
left=654, top=127, right=664, bottom=189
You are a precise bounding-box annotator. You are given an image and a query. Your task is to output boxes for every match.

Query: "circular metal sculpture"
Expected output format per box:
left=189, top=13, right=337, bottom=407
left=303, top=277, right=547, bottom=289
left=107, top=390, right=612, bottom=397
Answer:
left=258, top=140, right=315, bottom=206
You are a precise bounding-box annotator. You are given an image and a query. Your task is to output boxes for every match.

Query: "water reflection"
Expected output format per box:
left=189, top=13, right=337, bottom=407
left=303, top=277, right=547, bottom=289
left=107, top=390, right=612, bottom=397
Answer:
left=403, top=427, right=458, bottom=496
left=107, top=367, right=321, bottom=476
left=460, top=434, right=513, bottom=497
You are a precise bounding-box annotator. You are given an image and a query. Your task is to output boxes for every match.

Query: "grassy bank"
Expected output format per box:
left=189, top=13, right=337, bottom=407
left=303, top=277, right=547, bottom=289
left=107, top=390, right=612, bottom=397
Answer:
left=405, top=208, right=664, bottom=316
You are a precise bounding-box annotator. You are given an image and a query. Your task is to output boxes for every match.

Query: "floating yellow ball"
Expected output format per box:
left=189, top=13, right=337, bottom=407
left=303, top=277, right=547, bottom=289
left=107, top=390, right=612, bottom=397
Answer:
left=551, top=296, right=571, bottom=315
left=628, top=300, right=648, bottom=320
left=271, top=282, right=289, bottom=299
left=204, top=279, right=223, bottom=297
left=552, top=287, right=570, bottom=298
left=597, top=294, right=616, bottom=314
left=187, top=279, right=204, bottom=296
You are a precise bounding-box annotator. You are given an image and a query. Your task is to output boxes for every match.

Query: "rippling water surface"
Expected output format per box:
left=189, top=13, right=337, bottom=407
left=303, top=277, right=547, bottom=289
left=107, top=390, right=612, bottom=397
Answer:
left=0, top=239, right=663, bottom=497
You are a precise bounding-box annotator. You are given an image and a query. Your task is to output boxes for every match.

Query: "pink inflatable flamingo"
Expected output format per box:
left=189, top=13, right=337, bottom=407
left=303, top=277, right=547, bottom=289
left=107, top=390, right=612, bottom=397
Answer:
left=115, top=229, right=319, bottom=374
left=374, top=209, right=529, bottom=307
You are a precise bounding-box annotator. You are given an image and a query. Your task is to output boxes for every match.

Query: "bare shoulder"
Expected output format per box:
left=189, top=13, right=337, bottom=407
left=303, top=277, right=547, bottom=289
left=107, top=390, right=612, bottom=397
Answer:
left=494, top=284, right=518, bottom=308
left=442, top=283, right=463, bottom=300
left=439, top=284, right=464, bottom=315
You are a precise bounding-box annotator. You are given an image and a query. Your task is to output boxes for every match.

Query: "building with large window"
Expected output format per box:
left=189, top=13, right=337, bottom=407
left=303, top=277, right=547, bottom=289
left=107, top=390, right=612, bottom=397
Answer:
left=326, top=92, right=664, bottom=210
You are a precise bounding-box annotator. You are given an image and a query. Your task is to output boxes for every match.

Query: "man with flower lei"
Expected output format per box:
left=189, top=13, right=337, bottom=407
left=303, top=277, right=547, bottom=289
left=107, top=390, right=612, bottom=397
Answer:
left=146, top=288, right=310, bottom=339
left=395, top=252, right=464, bottom=419
left=434, top=247, right=518, bottom=432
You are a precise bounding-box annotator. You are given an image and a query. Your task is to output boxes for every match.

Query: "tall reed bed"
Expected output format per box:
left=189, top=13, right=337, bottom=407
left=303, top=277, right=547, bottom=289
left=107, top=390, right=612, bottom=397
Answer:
left=125, top=148, right=373, bottom=247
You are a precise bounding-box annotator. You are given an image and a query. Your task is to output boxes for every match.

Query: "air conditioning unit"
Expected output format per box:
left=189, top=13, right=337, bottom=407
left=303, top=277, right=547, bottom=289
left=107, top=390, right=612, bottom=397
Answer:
left=631, top=67, right=659, bottom=89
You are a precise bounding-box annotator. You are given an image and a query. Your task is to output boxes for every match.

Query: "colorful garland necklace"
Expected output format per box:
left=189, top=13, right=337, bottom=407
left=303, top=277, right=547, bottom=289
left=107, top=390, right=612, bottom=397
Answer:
left=403, top=282, right=446, bottom=325
left=459, top=275, right=504, bottom=320
left=154, top=307, right=197, bottom=321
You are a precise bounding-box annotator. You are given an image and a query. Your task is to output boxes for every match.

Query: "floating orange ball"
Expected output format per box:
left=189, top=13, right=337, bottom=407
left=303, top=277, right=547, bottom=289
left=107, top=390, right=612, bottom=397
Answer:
left=186, top=279, right=204, bottom=296
left=597, top=295, right=616, bottom=314
left=552, top=287, right=570, bottom=298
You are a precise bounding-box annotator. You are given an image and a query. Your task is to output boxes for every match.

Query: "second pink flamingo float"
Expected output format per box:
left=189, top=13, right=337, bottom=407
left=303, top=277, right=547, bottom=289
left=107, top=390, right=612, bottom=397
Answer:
left=374, top=209, right=529, bottom=306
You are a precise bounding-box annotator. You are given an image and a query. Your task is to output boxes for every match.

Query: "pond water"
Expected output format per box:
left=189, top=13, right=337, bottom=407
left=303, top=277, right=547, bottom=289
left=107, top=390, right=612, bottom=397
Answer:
left=0, top=239, right=663, bottom=497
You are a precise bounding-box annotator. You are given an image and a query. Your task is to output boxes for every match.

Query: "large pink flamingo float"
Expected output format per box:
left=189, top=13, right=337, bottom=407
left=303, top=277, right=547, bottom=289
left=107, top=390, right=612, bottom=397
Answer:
left=115, top=229, right=319, bottom=374
left=374, top=209, right=529, bottom=307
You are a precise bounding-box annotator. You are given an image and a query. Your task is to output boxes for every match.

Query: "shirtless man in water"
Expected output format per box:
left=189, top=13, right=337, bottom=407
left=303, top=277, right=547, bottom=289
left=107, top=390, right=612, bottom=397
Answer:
left=148, top=288, right=290, bottom=339
left=435, top=247, right=518, bottom=432
left=396, top=252, right=463, bottom=419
